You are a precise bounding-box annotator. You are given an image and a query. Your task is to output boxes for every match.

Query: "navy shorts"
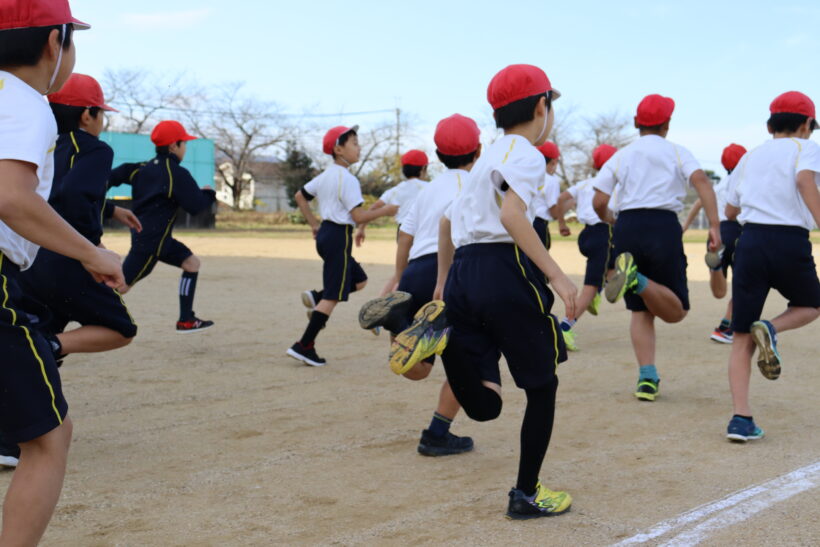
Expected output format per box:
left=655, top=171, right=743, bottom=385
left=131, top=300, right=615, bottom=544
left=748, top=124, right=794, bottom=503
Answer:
left=397, top=253, right=437, bottom=363
left=0, top=254, right=68, bottom=443
left=316, top=221, right=367, bottom=302
left=578, top=222, right=614, bottom=289
left=123, top=235, right=193, bottom=286
left=533, top=217, right=551, bottom=250
left=613, top=209, right=689, bottom=312
left=442, top=243, right=566, bottom=392
left=20, top=249, right=137, bottom=339
left=707, top=220, right=742, bottom=276
left=732, top=224, right=820, bottom=333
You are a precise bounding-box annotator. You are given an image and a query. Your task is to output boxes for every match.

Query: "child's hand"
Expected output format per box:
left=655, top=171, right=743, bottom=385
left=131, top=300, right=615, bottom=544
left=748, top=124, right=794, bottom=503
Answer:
left=433, top=283, right=445, bottom=301
left=82, top=248, right=125, bottom=291
left=112, top=206, right=142, bottom=232
left=311, top=224, right=319, bottom=239
left=355, top=227, right=366, bottom=247
left=549, top=272, right=578, bottom=320
left=559, top=222, right=571, bottom=237
left=708, top=225, right=722, bottom=251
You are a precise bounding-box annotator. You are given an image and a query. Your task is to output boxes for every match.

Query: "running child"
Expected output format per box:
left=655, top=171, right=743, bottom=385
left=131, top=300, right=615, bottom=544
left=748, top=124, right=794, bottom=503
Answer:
left=288, top=125, right=394, bottom=366
left=681, top=143, right=746, bottom=343
left=110, top=120, right=216, bottom=333
left=358, top=114, right=480, bottom=457
left=20, top=73, right=140, bottom=366
left=531, top=141, right=566, bottom=250
left=0, top=3, right=124, bottom=543
left=593, top=94, right=721, bottom=402
left=391, top=65, right=576, bottom=519
left=552, top=143, right=619, bottom=351
left=723, top=91, right=820, bottom=442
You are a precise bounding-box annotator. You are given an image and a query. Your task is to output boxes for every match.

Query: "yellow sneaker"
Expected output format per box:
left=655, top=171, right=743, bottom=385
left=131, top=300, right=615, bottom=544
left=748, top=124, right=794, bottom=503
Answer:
left=389, top=301, right=450, bottom=375
left=587, top=291, right=601, bottom=316
left=506, top=481, right=572, bottom=520
left=562, top=327, right=578, bottom=352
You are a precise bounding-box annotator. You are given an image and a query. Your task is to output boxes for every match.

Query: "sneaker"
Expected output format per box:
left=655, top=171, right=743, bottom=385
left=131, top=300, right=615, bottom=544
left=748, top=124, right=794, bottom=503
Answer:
left=44, top=333, right=66, bottom=367
left=301, top=290, right=320, bottom=310
left=417, top=430, right=474, bottom=457
left=286, top=342, right=327, bottom=367
left=634, top=378, right=660, bottom=401
left=389, top=301, right=450, bottom=375
left=506, top=482, right=572, bottom=520
left=0, top=435, right=19, bottom=469
left=726, top=416, right=764, bottom=442
left=710, top=325, right=734, bottom=344
left=605, top=252, right=638, bottom=304
left=176, top=317, right=214, bottom=333
left=358, top=291, right=413, bottom=331
left=587, top=291, right=601, bottom=316
left=562, top=327, right=578, bottom=352
left=705, top=245, right=725, bottom=270
left=371, top=327, right=381, bottom=336
left=751, top=320, right=781, bottom=380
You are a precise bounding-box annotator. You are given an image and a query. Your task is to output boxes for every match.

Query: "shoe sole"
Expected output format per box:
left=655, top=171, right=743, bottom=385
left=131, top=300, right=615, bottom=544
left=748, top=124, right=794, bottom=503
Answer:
left=726, top=433, right=764, bottom=443
left=710, top=333, right=733, bottom=344
left=634, top=392, right=657, bottom=401
left=0, top=456, right=19, bottom=468
left=417, top=443, right=474, bottom=457
left=505, top=505, right=571, bottom=520
left=705, top=249, right=724, bottom=270
left=605, top=252, right=634, bottom=304
left=751, top=322, right=781, bottom=380
left=390, top=301, right=449, bottom=375
left=358, top=292, right=412, bottom=330
left=286, top=348, right=326, bottom=367
left=176, top=324, right=214, bottom=334
left=301, top=291, right=316, bottom=310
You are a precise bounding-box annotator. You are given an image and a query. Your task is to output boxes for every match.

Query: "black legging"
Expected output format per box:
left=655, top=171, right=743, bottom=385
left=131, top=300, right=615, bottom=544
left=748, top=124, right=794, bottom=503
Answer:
left=516, top=378, right=558, bottom=495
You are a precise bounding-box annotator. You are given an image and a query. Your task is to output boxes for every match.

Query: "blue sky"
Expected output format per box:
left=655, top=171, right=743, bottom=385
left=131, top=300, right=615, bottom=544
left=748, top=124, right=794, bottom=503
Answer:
left=71, top=0, right=820, bottom=174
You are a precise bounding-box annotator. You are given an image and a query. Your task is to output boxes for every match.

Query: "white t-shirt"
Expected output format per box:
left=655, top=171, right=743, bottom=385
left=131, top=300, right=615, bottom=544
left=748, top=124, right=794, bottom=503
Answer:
left=380, top=178, right=427, bottom=226
left=302, top=164, right=364, bottom=226
left=448, top=134, right=543, bottom=248
left=726, top=138, right=820, bottom=231
left=567, top=177, right=604, bottom=225
left=713, top=173, right=732, bottom=223
left=0, top=71, right=56, bottom=270
left=401, top=169, right=466, bottom=261
left=532, top=173, right=560, bottom=221
left=593, top=134, right=701, bottom=213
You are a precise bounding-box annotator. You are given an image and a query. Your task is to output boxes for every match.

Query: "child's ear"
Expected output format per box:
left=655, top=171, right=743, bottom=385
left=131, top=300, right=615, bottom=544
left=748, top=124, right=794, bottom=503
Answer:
left=766, top=123, right=775, bottom=136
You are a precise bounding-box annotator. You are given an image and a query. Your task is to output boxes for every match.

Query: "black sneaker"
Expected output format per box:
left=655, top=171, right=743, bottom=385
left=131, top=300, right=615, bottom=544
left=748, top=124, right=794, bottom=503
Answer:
left=506, top=482, right=572, bottom=520
left=417, top=430, right=474, bottom=457
left=176, top=316, right=214, bottom=334
left=358, top=291, right=413, bottom=332
left=635, top=378, right=660, bottom=401
left=286, top=342, right=327, bottom=367
left=44, top=333, right=66, bottom=367
left=0, top=432, right=20, bottom=469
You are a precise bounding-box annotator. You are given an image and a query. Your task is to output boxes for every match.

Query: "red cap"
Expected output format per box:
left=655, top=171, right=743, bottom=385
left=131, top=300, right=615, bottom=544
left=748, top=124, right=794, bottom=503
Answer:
left=0, top=0, right=89, bottom=31
left=537, top=141, right=560, bottom=160
left=434, top=114, right=480, bottom=156
left=592, top=144, right=618, bottom=170
left=48, top=74, right=116, bottom=111
left=487, top=64, right=561, bottom=110
left=150, top=121, right=197, bottom=147
left=401, top=150, right=429, bottom=167
left=769, top=91, right=816, bottom=119
left=721, top=143, right=746, bottom=172
left=322, top=125, right=358, bottom=155
left=636, top=94, right=675, bottom=126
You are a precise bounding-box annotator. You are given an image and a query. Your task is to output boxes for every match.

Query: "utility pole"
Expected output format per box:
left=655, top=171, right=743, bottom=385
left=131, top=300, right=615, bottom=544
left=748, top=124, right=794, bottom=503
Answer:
left=395, top=107, right=401, bottom=157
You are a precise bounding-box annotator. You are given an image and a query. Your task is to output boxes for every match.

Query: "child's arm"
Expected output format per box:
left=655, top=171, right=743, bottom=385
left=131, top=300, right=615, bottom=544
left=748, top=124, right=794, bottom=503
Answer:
left=433, top=216, right=454, bottom=300
left=592, top=190, right=617, bottom=224
left=294, top=190, right=320, bottom=238
left=500, top=189, right=577, bottom=318
left=681, top=199, right=702, bottom=232
left=350, top=204, right=394, bottom=225
left=171, top=166, right=216, bottom=215
left=796, top=170, right=820, bottom=228
left=552, top=190, right=573, bottom=236
left=690, top=170, right=721, bottom=251
left=0, top=160, right=124, bottom=288
left=725, top=204, right=740, bottom=221
left=395, top=230, right=413, bottom=284
left=354, top=199, right=398, bottom=246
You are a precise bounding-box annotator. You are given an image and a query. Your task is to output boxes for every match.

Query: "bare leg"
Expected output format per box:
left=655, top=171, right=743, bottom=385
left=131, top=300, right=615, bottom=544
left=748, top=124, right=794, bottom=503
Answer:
left=435, top=381, right=461, bottom=420
left=724, top=299, right=734, bottom=323
left=1, top=418, right=72, bottom=547
left=354, top=280, right=368, bottom=293
left=637, top=279, right=687, bottom=323
left=573, top=285, right=599, bottom=321
left=630, top=311, right=656, bottom=366
left=181, top=254, right=200, bottom=273
left=57, top=326, right=132, bottom=354
left=728, top=333, right=755, bottom=415
left=314, top=299, right=339, bottom=316
left=769, top=306, right=820, bottom=334
left=710, top=270, right=727, bottom=299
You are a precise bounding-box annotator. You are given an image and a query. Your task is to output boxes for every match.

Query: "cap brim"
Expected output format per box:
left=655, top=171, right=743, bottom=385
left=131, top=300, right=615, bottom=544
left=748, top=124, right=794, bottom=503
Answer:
left=71, top=17, right=91, bottom=31
left=345, top=124, right=359, bottom=135
left=101, top=103, right=118, bottom=112
left=182, top=135, right=198, bottom=142
left=551, top=88, right=561, bottom=100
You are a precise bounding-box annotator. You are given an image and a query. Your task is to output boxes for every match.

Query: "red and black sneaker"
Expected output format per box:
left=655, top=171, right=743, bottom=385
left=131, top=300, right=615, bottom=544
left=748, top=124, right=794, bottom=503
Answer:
left=176, top=316, right=214, bottom=334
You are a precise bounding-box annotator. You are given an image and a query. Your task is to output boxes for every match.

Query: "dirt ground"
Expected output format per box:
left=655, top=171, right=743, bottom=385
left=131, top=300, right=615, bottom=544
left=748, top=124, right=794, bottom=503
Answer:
left=8, top=234, right=818, bottom=546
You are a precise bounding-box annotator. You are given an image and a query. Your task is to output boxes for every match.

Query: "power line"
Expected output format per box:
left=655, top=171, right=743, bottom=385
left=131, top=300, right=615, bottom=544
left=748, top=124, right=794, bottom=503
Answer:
left=108, top=101, right=395, bottom=119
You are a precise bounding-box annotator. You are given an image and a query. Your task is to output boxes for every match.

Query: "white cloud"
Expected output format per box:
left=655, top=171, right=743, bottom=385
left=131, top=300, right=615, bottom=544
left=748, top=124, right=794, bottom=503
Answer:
left=121, top=8, right=212, bottom=30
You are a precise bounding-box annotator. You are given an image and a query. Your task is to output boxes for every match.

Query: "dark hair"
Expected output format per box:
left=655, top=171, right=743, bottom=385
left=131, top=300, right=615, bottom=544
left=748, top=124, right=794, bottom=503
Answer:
left=543, top=156, right=559, bottom=167
left=494, top=91, right=551, bottom=130
left=637, top=122, right=666, bottom=133
left=156, top=141, right=184, bottom=155
left=767, top=112, right=818, bottom=134
left=50, top=103, right=101, bottom=134
left=0, top=25, right=73, bottom=68
left=331, top=129, right=357, bottom=159
left=436, top=149, right=478, bottom=169
left=402, top=164, right=423, bottom=178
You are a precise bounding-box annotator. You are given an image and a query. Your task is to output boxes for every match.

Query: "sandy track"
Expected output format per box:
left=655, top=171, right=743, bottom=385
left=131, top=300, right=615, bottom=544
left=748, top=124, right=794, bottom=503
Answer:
left=6, top=235, right=816, bottom=546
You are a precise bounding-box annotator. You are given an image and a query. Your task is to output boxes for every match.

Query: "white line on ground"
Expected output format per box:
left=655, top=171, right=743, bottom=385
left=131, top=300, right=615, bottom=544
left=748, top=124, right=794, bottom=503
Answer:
left=611, top=460, right=820, bottom=546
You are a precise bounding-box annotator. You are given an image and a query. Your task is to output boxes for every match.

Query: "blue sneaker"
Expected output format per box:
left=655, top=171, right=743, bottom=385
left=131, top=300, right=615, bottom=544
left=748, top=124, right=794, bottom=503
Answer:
left=726, top=416, right=764, bottom=442
left=750, top=320, right=781, bottom=380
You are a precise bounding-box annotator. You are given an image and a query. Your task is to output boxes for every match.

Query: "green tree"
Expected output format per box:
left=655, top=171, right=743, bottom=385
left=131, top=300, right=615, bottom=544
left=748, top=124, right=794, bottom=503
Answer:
left=281, top=142, right=318, bottom=208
